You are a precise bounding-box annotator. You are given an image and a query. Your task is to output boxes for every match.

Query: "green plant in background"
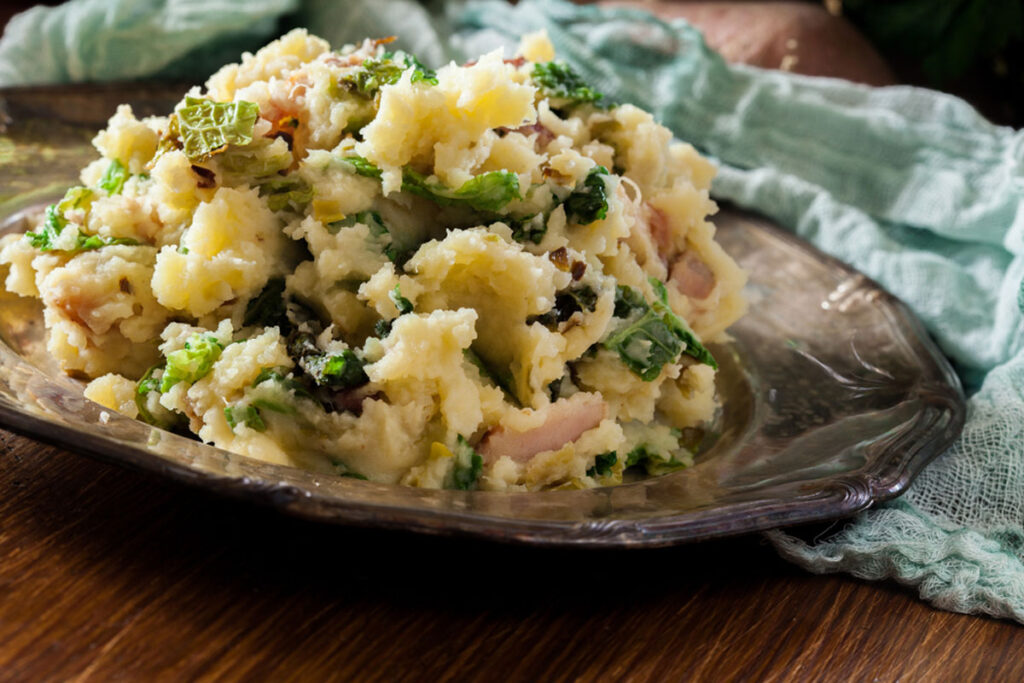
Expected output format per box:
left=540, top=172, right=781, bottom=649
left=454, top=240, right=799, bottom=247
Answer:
left=840, top=0, right=1024, bottom=84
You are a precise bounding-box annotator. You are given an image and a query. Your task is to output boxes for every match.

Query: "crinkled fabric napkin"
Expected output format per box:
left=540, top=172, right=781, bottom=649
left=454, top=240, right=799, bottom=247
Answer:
left=3, top=0, right=1024, bottom=622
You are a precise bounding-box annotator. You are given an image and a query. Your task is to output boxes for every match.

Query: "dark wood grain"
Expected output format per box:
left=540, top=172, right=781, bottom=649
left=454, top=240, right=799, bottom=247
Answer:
left=0, top=428, right=1019, bottom=682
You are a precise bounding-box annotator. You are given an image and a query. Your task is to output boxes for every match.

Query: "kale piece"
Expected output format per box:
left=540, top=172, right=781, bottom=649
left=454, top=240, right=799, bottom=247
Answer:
left=328, top=210, right=413, bottom=266
left=586, top=451, right=618, bottom=478
left=99, top=159, right=130, bottom=195
left=259, top=178, right=314, bottom=212
left=338, top=155, right=383, bottom=179
left=336, top=50, right=438, bottom=98
left=27, top=187, right=137, bottom=253
left=401, top=168, right=521, bottom=213
left=134, top=364, right=171, bottom=428
left=389, top=283, right=413, bottom=315
left=602, top=279, right=716, bottom=381
left=224, top=404, right=266, bottom=432
left=563, top=166, right=609, bottom=225
left=243, top=278, right=289, bottom=329
left=531, top=61, right=609, bottom=108
left=176, top=97, right=259, bottom=161
left=527, top=284, right=598, bottom=328
left=160, top=333, right=224, bottom=392
left=289, top=333, right=370, bottom=390
left=449, top=436, right=483, bottom=490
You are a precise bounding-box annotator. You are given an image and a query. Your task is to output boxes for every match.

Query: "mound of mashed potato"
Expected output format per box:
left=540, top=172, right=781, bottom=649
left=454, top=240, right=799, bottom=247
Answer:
left=0, top=30, right=746, bottom=491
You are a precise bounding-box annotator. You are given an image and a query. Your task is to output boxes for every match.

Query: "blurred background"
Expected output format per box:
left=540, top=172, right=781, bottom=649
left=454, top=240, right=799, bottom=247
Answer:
left=603, top=0, right=1024, bottom=126
left=1, top=0, right=1020, bottom=126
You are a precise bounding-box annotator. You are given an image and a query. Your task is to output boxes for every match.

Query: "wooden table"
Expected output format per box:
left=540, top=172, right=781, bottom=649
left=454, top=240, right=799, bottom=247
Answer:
left=0, top=430, right=1019, bottom=681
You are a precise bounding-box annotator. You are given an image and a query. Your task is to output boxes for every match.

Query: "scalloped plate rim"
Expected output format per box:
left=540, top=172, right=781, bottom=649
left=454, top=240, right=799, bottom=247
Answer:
left=0, top=84, right=967, bottom=548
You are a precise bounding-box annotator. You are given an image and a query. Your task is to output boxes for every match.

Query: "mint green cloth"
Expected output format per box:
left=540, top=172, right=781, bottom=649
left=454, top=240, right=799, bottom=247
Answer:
left=3, top=0, right=1024, bottom=622
left=0, top=0, right=299, bottom=85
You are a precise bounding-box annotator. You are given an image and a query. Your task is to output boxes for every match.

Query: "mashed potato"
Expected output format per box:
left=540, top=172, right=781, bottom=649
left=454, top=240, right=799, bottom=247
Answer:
left=0, top=30, right=746, bottom=491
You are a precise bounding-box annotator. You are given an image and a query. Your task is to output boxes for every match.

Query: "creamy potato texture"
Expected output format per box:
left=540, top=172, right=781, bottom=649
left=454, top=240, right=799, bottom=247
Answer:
left=0, top=30, right=746, bottom=491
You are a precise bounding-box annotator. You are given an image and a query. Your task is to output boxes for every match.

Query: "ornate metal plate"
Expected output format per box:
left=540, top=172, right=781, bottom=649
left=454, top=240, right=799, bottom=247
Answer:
left=0, top=85, right=965, bottom=547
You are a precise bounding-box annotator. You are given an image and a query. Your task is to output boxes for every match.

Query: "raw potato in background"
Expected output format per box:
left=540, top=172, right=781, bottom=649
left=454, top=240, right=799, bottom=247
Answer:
left=605, top=1, right=895, bottom=85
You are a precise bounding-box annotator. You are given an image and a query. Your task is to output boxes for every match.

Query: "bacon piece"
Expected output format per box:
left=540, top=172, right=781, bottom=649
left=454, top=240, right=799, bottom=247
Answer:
left=670, top=251, right=716, bottom=300
left=258, top=100, right=306, bottom=168
left=478, top=394, right=607, bottom=464
left=548, top=247, right=570, bottom=272
left=497, top=122, right=556, bottom=149
left=517, top=122, right=555, bottom=148
left=325, top=54, right=363, bottom=68
left=190, top=165, right=216, bottom=189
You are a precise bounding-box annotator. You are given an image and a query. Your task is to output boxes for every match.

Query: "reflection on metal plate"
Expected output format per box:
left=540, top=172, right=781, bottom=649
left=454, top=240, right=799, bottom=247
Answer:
left=0, top=84, right=965, bottom=547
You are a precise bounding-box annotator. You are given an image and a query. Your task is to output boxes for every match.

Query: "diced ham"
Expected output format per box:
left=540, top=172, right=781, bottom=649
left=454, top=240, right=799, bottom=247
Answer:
left=646, top=204, right=674, bottom=261
left=478, top=394, right=608, bottom=464
left=641, top=200, right=717, bottom=299
left=641, top=202, right=716, bottom=299
left=670, top=251, right=716, bottom=300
